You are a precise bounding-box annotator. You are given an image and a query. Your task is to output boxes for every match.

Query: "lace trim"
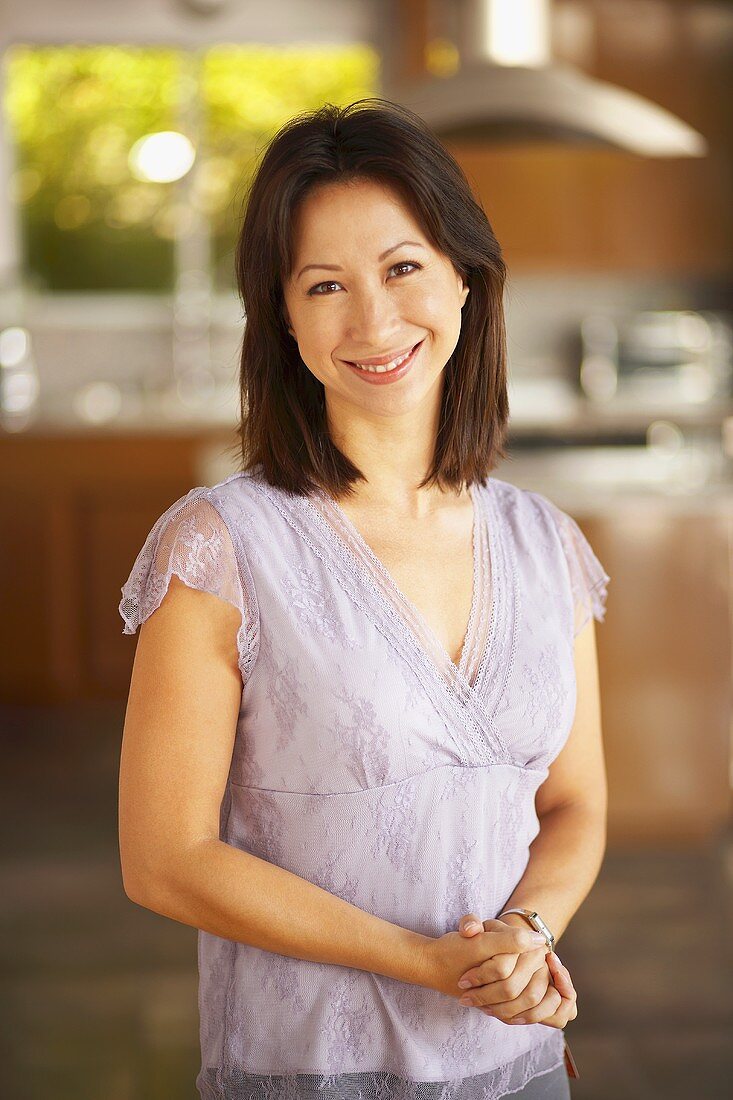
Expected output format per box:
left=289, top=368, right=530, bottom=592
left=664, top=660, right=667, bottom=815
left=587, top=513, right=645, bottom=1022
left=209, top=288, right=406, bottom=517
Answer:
left=470, top=481, right=519, bottom=716
left=310, top=483, right=486, bottom=692
left=195, top=1027, right=567, bottom=1099
left=460, top=495, right=492, bottom=691
left=527, top=492, right=610, bottom=640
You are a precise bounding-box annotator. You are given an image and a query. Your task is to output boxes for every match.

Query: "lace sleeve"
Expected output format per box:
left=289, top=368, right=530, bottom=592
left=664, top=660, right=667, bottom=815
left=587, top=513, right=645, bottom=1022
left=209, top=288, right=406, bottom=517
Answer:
left=118, top=487, right=258, bottom=684
left=539, top=496, right=611, bottom=638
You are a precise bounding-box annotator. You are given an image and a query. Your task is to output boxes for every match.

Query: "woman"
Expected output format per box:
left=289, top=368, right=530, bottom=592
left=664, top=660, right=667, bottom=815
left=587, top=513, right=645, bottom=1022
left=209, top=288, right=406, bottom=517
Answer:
left=118, top=98, right=609, bottom=1099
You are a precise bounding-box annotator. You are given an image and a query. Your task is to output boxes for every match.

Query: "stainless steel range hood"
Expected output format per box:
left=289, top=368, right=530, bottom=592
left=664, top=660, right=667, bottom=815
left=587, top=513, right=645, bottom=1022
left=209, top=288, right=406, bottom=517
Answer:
left=385, top=0, right=707, bottom=157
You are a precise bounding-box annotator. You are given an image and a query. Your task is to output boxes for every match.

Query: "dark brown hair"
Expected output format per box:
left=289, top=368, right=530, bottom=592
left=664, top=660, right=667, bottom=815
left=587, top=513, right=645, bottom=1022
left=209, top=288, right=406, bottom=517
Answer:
left=234, top=96, right=508, bottom=499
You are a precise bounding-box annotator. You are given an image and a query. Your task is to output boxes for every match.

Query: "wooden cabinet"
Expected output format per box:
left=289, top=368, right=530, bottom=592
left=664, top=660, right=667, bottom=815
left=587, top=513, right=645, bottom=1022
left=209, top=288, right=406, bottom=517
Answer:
left=572, top=504, right=732, bottom=844
left=0, top=433, right=207, bottom=703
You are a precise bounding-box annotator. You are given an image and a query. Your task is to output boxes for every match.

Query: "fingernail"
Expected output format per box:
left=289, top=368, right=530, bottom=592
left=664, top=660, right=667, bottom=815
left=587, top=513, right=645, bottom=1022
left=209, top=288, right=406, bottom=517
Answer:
left=465, top=922, right=481, bottom=933
left=459, top=995, right=473, bottom=1006
left=513, top=1016, right=527, bottom=1024
left=457, top=979, right=472, bottom=989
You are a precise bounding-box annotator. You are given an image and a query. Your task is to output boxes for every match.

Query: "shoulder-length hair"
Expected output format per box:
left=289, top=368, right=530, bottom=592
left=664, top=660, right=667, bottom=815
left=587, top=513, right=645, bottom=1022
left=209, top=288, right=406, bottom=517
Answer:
left=234, top=97, right=508, bottom=499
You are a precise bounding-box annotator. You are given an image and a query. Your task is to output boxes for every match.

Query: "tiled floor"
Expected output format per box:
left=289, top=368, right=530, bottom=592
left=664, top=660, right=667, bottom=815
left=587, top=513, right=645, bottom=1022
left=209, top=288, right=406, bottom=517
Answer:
left=2, top=701, right=731, bottom=1099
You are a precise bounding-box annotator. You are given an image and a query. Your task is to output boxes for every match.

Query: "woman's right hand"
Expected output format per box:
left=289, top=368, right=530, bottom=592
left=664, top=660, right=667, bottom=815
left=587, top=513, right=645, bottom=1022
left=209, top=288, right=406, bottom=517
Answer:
left=421, top=923, right=549, bottom=1001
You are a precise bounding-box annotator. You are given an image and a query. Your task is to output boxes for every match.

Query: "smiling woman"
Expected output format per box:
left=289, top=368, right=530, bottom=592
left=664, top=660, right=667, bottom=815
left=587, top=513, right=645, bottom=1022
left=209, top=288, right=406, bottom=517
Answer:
left=119, top=97, right=608, bottom=1100
left=234, top=98, right=509, bottom=499
left=281, top=177, right=469, bottom=406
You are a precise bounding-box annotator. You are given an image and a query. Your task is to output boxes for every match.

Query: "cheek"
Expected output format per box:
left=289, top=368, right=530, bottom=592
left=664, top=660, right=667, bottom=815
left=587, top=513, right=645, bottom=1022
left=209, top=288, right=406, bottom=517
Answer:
left=296, top=314, right=339, bottom=356
left=405, top=279, right=439, bottom=306
left=297, top=322, right=346, bottom=380
left=404, top=280, right=462, bottom=324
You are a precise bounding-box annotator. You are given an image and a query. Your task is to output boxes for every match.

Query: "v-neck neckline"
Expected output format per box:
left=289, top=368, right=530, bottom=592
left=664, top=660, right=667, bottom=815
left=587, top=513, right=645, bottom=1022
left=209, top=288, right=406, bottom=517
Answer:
left=310, top=481, right=484, bottom=686
left=248, top=471, right=516, bottom=765
left=305, top=479, right=494, bottom=696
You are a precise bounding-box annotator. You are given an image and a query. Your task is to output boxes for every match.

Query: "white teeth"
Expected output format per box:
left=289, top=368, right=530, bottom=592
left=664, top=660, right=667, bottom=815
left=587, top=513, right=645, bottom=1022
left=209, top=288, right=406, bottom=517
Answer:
left=352, top=346, right=416, bottom=373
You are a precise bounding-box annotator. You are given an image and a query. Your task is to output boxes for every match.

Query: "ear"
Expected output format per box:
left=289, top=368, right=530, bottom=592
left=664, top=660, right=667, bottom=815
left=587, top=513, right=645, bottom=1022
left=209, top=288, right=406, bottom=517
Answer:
left=281, top=307, right=296, bottom=338
left=455, top=267, right=470, bottom=307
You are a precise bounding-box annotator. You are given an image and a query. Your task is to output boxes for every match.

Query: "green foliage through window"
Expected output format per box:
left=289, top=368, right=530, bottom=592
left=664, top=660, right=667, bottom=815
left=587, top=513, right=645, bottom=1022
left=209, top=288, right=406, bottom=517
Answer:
left=4, top=43, right=379, bottom=292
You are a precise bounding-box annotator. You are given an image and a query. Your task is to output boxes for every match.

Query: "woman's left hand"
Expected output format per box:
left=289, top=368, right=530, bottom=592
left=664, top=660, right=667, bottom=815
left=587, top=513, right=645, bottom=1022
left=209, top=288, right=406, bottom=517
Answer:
left=454, top=913, right=579, bottom=1029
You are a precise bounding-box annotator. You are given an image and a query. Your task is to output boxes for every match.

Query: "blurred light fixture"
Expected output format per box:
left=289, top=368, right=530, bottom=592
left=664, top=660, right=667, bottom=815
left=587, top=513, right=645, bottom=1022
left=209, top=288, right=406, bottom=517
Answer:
left=487, top=0, right=550, bottom=66
left=129, top=131, right=196, bottom=184
left=2, top=368, right=39, bottom=414
left=0, top=325, right=40, bottom=431
left=647, top=420, right=684, bottom=455
left=388, top=0, right=707, bottom=156
left=73, top=381, right=123, bottom=424
left=0, top=326, right=29, bottom=368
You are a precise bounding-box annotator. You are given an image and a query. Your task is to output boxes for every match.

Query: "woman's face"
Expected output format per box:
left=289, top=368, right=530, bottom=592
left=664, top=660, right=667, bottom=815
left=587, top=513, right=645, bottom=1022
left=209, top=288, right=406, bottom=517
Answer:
left=281, top=178, right=469, bottom=418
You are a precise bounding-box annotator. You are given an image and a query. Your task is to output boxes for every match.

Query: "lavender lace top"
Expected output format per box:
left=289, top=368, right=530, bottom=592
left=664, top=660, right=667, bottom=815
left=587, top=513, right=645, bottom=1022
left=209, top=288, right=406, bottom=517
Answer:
left=119, top=465, right=610, bottom=1100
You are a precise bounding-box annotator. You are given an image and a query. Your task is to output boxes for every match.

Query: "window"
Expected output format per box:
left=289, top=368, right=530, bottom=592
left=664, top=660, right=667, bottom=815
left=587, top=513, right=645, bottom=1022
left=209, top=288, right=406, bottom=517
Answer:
left=4, top=43, right=379, bottom=293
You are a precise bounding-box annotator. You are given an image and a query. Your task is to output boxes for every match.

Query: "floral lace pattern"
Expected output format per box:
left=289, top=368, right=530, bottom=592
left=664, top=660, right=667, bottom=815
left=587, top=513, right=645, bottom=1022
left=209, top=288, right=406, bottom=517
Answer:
left=118, top=466, right=610, bottom=1099
left=118, top=487, right=259, bottom=684
left=281, top=564, right=363, bottom=649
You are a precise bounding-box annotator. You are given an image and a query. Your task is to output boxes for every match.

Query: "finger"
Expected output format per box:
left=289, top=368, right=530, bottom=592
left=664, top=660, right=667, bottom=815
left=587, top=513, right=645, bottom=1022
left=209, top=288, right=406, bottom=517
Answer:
left=477, top=970, right=559, bottom=1023
left=546, top=954, right=577, bottom=998
left=457, top=913, right=484, bottom=936
left=456, top=918, right=520, bottom=986
left=482, top=983, right=578, bottom=1029
left=458, top=944, right=547, bottom=990
left=513, top=990, right=578, bottom=1029
left=459, top=953, right=549, bottom=1009
left=505, top=982, right=563, bottom=1025
left=483, top=926, right=549, bottom=955
left=517, top=959, right=578, bottom=1027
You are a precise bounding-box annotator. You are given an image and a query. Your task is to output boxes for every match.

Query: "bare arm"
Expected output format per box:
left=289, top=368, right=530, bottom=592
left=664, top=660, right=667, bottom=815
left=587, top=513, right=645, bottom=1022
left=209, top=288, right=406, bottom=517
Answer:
left=118, top=575, right=430, bottom=986
left=498, top=616, right=608, bottom=944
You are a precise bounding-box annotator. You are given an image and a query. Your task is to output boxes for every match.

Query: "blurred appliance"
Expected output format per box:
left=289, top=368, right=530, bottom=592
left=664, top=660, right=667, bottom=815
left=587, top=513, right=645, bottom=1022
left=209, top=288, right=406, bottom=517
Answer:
left=387, top=0, right=706, bottom=156
left=579, top=311, right=733, bottom=406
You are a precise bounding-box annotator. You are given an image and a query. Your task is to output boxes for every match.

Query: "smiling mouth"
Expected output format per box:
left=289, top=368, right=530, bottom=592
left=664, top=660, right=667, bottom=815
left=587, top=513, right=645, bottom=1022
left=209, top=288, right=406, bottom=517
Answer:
left=346, top=340, right=423, bottom=374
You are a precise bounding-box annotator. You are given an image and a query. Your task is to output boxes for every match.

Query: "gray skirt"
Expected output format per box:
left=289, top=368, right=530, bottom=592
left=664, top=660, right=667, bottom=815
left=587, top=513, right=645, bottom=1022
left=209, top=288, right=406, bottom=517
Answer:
left=504, top=1061, right=572, bottom=1099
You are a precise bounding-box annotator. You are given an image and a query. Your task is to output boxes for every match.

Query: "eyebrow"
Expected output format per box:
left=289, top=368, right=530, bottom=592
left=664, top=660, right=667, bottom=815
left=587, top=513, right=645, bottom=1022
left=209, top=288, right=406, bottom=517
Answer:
left=296, top=240, right=426, bottom=281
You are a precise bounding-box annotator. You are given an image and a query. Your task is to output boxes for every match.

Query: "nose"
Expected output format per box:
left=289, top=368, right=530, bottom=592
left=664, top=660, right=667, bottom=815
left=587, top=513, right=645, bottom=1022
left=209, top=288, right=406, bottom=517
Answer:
left=345, top=283, right=402, bottom=352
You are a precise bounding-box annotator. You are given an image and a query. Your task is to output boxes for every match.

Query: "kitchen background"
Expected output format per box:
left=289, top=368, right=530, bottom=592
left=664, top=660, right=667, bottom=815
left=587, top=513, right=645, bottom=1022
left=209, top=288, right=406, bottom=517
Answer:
left=0, top=1, right=731, bottom=1098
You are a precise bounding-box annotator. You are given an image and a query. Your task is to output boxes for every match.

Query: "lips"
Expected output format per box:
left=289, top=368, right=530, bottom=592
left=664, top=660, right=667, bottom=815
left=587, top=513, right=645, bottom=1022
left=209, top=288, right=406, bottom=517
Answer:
left=343, top=338, right=425, bottom=385
left=345, top=340, right=422, bottom=368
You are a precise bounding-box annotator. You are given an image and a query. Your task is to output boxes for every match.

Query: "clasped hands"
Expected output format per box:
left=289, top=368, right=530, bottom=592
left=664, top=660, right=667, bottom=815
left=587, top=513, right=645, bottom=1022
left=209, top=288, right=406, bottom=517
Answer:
left=424, top=912, right=578, bottom=1029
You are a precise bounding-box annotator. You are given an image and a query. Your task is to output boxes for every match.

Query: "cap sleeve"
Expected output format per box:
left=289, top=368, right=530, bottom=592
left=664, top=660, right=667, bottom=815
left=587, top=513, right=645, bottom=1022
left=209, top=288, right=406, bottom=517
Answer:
left=118, top=487, right=258, bottom=684
left=539, top=496, right=611, bottom=638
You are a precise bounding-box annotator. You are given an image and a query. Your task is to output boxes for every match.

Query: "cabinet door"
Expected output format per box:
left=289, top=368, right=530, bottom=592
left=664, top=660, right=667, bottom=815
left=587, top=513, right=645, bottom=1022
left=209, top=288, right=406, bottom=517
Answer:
left=579, top=508, right=732, bottom=843
left=0, top=435, right=201, bottom=704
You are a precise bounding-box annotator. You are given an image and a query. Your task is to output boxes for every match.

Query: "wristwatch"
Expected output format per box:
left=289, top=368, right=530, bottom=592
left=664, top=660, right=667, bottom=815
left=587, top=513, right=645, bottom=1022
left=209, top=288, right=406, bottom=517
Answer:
left=497, top=907, right=556, bottom=953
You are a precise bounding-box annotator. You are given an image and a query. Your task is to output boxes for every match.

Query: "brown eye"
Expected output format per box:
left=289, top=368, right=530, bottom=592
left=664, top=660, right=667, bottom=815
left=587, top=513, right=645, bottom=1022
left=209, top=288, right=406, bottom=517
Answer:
left=391, top=261, right=420, bottom=277
left=308, top=281, right=341, bottom=296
